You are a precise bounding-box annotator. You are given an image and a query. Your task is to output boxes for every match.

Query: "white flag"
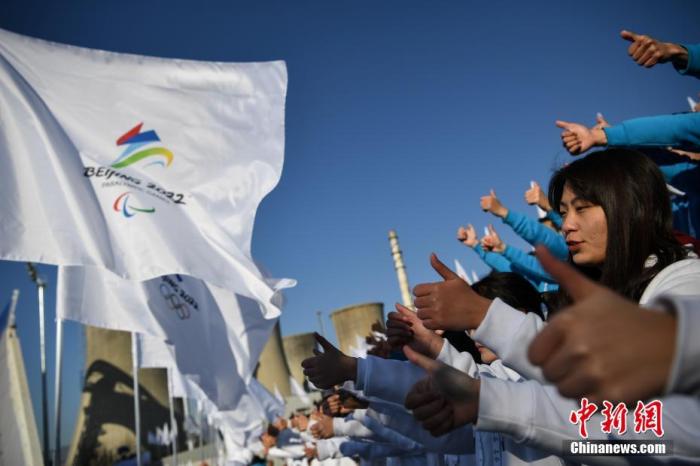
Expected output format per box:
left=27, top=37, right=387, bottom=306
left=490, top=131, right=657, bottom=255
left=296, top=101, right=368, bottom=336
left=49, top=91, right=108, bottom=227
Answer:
left=348, top=334, right=371, bottom=358
left=453, top=259, right=470, bottom=284
left=58, top=265, right=292, bottom=408
left=138, top=333, right=275, bottom=457
left=273, top=385, right=285, bottom=406
left=137, top=333, right=209, bottom=401
left=471, top=270, right=479, bottom=284
left=289, top=376, right=312, bottom=407
left=0, top=28, right=287, bottom=310
left=530, top=181, right=548, bottom=219
left=249, top=378, right=285, bottom=422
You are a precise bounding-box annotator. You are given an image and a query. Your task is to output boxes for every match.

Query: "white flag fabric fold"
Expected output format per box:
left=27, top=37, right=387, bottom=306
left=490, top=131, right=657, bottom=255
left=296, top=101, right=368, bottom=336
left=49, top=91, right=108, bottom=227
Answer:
left=289, top=376, right=312, bottom=407
left=136, top=325, right=274, bottom=454
left=136, top=334, right=203, bottom=401
left=137, top=333, right=277, bottom=455
left=453, top=258, right=470, bottom=285
left=58, top=265, right=293, bottom=408
left=0, top=28, right=287, bottom=310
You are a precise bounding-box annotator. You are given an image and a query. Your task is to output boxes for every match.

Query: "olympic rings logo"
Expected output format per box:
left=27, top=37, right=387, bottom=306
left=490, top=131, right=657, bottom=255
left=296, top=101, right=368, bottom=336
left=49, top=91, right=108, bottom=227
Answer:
left=159, top=283, right=191, bottom=320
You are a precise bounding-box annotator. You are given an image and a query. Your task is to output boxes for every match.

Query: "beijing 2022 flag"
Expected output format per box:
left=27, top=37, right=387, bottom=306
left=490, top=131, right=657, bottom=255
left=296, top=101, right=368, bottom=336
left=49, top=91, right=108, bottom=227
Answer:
left=57, top=264, right=292, bottom=408
left=0, top=28, right=287, bottom=311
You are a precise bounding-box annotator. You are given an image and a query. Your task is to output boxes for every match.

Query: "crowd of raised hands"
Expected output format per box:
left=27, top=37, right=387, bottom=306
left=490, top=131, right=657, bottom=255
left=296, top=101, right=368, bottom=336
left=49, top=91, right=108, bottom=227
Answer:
left=254, top=29, right=700, bottom=466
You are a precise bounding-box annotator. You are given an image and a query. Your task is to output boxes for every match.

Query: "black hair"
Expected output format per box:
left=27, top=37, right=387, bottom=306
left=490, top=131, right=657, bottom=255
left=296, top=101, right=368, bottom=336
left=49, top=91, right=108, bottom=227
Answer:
left=443, top=330, right=482, bottom=364
left=266, top=425, right=280, bottom=437
left=548, top=148, right=687, bottom=301
left=472, top=272, right=544, bottom=320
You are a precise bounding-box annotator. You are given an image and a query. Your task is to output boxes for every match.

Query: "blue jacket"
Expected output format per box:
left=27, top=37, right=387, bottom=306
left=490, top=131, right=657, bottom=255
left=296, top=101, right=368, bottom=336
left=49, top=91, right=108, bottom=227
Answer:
left=604, top=112, right=700, bottom=152
left=546, top=210, right=563, bottom=229
left=502, top=210, right=568, bottom=260
left=471, top=244, right=559, bottom=293
left=503, top=245, right=557, bottom=286
left=675, top=43, right=700, bottom=79
left=640, top=148, right=700, bottom=238
left=472, top=243, right=512, bottom=273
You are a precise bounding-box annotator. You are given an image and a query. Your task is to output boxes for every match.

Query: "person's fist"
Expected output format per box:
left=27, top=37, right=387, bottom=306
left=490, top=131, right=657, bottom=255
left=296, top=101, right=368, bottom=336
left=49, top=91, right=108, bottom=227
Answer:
left=310, top=414, right=334, bottom=439
left=620, top=30, right=683, bottom=68
left=480, top=224, right=505, bottom=254
left=404, top=346, right=480, bottom=436
left=386, top=303, right=445, bottom=358
left=556, top=120, right=607, bottom=155
left=592, top=113, right=610, bottom=130
left=301, top=333, right=357, bottom=389
left=456, top=224, right=478, bottom=248
left=304, top=445, right=318, bottom=459
left=525, top=181, right=552, bottom=211
left=413, top=254, right=491, bottom=331
left=528, top=247, right=677, bottom=404
left=479, top=190, right=507, bottom=218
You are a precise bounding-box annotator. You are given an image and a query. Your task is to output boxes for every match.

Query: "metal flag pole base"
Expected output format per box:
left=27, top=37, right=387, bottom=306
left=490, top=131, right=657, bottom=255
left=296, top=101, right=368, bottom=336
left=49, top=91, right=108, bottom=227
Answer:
left=167, top=368, right=178, bottom=466
left=53, top=318, right=64, bottom=466
left=131, top=333, right=142, bottom=466
left=27, top=263, right=50, bottom=466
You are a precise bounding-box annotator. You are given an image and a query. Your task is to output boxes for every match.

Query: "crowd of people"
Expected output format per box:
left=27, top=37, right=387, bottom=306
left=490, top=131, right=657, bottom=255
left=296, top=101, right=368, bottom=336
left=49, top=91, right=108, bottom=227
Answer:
left=252, top=29, right=700, bottom=465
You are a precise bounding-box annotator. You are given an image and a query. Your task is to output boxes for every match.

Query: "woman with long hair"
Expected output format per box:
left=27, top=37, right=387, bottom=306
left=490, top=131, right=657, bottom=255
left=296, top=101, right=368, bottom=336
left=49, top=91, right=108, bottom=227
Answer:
left=547, top=148, right=689, bottom=303
left=408, top=148, right=700, bottom=463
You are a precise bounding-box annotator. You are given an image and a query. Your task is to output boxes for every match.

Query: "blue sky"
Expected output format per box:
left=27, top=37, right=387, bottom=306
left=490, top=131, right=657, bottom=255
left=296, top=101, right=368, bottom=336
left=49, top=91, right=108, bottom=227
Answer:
left=1, top=0, right=699, bottom=449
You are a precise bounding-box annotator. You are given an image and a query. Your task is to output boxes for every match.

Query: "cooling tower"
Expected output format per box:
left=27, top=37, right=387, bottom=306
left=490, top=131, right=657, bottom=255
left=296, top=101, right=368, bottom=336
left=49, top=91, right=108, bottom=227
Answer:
left=329, top=303, right=384, bottom=355
left=282, top=332, right=316, bottom=386
left=255, top=322, right=292, bottom=397
left=65, top=327, right=181, bottom=466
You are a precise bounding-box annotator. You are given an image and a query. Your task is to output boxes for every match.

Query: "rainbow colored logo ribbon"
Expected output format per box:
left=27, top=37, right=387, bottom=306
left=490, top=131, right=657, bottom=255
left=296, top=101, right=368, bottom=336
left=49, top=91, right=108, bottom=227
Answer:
left=109, top=122, right=175, bottom=217
left=111, top=122, right=174, bottom=169
left=113, top=191, right=155, bottom=218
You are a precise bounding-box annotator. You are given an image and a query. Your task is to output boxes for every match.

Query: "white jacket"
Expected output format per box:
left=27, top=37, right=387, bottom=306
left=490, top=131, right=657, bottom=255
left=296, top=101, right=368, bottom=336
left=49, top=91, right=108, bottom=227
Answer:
left=652, top=294, right=700, bottom=396
left=472, top=258, right=700, bottom=464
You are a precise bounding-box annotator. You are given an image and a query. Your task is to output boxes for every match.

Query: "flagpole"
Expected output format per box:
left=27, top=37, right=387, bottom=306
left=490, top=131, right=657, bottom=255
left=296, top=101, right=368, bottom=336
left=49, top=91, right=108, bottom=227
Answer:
left=182, top=398, right=192, bottom=453
left=27, top=263, right=50, bottom=466
left=53, top=317, right=64, bottom=466
left=199, top=408, right=205, bottom=464
left=315, top=310, right=325, bottom=337
left=131, top=333, right=142, bottom=466
left=167, top=368, right=178, bottom=466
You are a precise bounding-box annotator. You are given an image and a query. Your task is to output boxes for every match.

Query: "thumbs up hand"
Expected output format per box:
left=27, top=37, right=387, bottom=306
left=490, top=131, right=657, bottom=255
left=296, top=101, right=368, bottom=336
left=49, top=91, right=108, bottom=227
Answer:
left=528, top=247, right=677, bottom=404
left=301, top=333, right=357, bottom=389
left=386, top=303, right=445, bottom=358
left=412, top=254, right=491, bottom=332
left=555, top=120, right=607, bottom=155
left=404, top=346, right=480, bottom=436
left=524, top=181, right=553, bottom=212
left=479, top=189, right=508, bottom=218
left=481, top=224, right=505, bottom=253
left=456, top=224, right=478, bottom=248
left=620, top=30, right=687, bottom=69
left=592, top=113, right=610, bottom=130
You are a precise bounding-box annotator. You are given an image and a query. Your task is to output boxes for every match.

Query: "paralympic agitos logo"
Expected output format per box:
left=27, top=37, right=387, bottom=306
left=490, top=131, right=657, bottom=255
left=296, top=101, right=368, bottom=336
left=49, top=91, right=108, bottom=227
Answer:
left=83, top=122, right=187, bottom=218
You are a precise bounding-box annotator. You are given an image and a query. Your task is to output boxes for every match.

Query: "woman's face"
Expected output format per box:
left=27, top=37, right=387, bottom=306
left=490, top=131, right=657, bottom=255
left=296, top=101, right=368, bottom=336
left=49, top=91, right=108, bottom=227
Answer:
left=560, top=183, right=608, bottom=267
